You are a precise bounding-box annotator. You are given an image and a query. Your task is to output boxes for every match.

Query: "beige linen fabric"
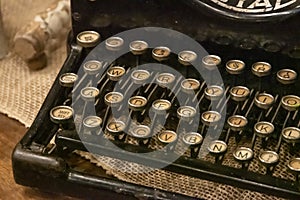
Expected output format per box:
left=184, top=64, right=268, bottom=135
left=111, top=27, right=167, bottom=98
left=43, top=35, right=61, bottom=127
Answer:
left=0, top=1, right=283, bottom=199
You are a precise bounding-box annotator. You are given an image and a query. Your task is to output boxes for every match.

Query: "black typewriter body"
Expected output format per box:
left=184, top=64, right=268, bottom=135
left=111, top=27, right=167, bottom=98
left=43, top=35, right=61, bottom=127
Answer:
left=12, top=0, right=300, bottom=199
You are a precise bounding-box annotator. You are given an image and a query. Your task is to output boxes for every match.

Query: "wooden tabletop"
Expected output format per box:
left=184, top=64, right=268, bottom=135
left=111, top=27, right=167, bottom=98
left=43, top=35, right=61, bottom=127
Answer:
left=0, top=114, right=77, bottom=200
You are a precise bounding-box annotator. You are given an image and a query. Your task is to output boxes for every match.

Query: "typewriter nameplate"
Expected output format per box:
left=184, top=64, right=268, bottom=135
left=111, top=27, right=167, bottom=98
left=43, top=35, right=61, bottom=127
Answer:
left=209, top=0, right=298, bottom=13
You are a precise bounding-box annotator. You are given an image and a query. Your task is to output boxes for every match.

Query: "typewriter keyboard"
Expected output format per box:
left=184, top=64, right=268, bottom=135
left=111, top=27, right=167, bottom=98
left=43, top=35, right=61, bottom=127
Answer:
left=51, top=29, right=300, bottom=198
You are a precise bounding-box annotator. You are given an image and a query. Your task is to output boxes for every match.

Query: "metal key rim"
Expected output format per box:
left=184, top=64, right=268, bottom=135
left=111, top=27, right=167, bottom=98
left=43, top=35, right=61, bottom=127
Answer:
left=59, top=73, right=78, bottom=87
left=259, top=150, right=279, bottom=166
left=50, top=105, right=74, bottom=124
left=281, top=95, right=300, bottom=112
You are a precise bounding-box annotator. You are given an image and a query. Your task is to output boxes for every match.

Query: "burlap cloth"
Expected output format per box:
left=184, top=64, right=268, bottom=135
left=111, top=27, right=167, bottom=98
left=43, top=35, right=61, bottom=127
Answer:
left=0, top=1, right=283, bottom=199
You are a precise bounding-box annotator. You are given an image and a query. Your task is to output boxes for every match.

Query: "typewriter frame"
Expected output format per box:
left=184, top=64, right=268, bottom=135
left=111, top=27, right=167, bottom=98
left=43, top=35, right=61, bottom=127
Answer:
left=12, top=0, right=300, bottom=199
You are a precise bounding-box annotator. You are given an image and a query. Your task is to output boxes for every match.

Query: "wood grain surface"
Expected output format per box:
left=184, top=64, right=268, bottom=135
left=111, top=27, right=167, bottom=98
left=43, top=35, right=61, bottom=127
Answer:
left=0, top=114, right=77, bottom=200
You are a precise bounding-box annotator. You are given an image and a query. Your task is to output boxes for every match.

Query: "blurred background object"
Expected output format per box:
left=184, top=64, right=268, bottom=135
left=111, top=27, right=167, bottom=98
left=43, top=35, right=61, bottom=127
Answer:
left=13, top=0, right=70, bottom=70
left=0, top=1, right=8, bottom=59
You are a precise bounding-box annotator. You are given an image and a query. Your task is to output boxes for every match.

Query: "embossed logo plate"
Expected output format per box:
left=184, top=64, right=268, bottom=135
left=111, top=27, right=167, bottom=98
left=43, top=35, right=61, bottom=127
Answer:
left=195, top=0, right=300, bottom=20
left=210, top=0, right=298, bottom=13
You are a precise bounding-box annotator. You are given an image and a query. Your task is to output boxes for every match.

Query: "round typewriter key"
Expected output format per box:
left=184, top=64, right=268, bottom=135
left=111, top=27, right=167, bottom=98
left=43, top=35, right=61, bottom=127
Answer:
left=152, top=46, right=171, bottom=61
left=81, top=87, right=99, bottom=101
left=230, top=86, right=250, bottom=102
left=183, top=132, right=203, bottom=146
left=201, top=111, right=221, bottom=126
left=208, top=140, right=227, bottom=163
left=152, top=99, right=171, bottom=114
left=83, top=116, right=102, bottom=134
left=131, top=125, right=151, bottom=139
left=183, top=132, right=203, bottom=158
left=76, top=30, right=100, bottom=48
left=233, top=147, right=254, bottom=162
left=129, top=40, right=148, bottom=55
left=83, top=60, right=102, bottom=75
left=130, top=125, right=151, bottom=145
left=288, top=158, right=300, bottom=174
left=128, top=96, right=147, bottom=111
left=177, top=106, right=197, bottom=121
left=288, top=158, right=300, bottom=181
left=251, top=62, right=272, bottom=77
left=281, top=95, right=300, bottom=112
left=131, top=69, right=150, bottom=85
left=204, top=85, right=224, bottom=101
left=181, top=78, right=200, bottom=94
left=107, top=66, right=126, bottom=81
left=104, top=92, right=123, bottom=107
left=106, top=120, right=126, bottom=141
left=227, top=115, right=248, bottom=132
left=105, top=36, right=124, bottom=51
left=282, top=127, right=300, bottom=144
left=254, top=93, right=274, bottom=110
left=158, top=130, right=177, bottom=144
left=50, top=105, right=73, bottom=124
left=156, top=73, right=175, bottom=88
left=277, top=69, right=297, bottom=85
left=226, top=60, right=245, bottom=75
left=207, top=140, right=227, bottom=155
left=59, top=73, right=78, bottom=87
left=202, top=55, right=221, bottom=69
left=259, top=151, right=279, bottom=167
left=178, top=50, right=197, bottom=66
left=254, top=121, right=274, bottom=138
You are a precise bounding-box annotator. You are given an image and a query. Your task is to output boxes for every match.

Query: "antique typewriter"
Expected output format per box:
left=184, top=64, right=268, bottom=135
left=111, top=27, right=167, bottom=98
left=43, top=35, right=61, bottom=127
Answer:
left=12, top=0, right=300, bottom=199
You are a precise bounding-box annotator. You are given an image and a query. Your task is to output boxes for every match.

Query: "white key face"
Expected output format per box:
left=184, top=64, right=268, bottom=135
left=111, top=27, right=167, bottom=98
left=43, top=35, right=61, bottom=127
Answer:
left=131, top=125, right=151, bottom=138
left=158, top=130, right=177, bottom=144
left=104, top=92, right=123, bottom=106
left=288, top=158, right=300, bottom=172
left=230, top=86, right=250, bottom=101
left=181, top=79, right=200, bottom=92
left=205, top=85, right=224, bottom=100
left=107, top=66, right=125, bottom=81
left=59, top=73, right=78, bottom=87
left=227, top=115, right=248, bottom=131
left=131, top=70, right=150, bottom=84
left=282, top=127, right=300, bottom=142
left=202, top=55, right=221, bottom=67
left=259, top=151, right=279, bottom=165
left=105, top=37, right=124, bottom=50
left=281, top=95, right=300, bottom=111
left=277, top=69, right=297, bottom=84
left=254, top=121, right=274, bottom=137
left=152, top=46, right=171, bottom=60
left=76, top=31, right=100, bottom=47
left=81, top=87, right=100, bottom=100
left=106, top=121, right=126, bottom=134
left=128, top=96, right=147, bottom=111
left=178, top=50, right=197, bottom=65
left=233, top=147, right=253, bottom=161
left=50, top=106, right=73, bottom=123
left=156, top=73, right=175, bottom=87
left=201, top=111, right=221, bottom=126
left=152, top=99, right=171, bottom=112
left=84, top=60, right=102, bottom=74
left=254, top=93, right=274, bottom=110
left=129, top=40, right=148, bottom=54
left=177, top=106, right=197, bottom=120
left=83, top=116, right=102, bottom=128
left=207, top=140, right=227, bottom=154
left=226, top=60, right=245, bottom=74
left=183, top=132, right=203, bottom=146
left=251, top=62, right=272, bottom=77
